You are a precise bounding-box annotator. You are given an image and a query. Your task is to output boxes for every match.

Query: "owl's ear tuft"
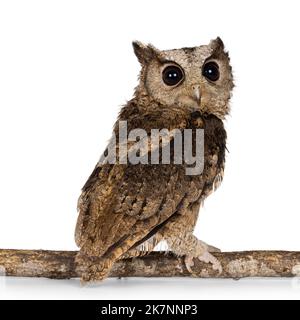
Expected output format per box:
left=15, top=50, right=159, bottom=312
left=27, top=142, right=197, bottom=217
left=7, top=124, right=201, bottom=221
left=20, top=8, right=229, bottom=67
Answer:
left=209, top=37, right=225, bottom=53
left=208, top=37, right=229, bottom=61
left=132, top=41, right=159, bottom=65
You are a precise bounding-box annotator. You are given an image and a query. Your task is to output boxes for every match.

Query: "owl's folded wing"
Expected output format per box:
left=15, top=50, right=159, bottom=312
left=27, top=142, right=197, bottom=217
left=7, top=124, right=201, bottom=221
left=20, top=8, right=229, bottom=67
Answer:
left=75, top=162, right=191, bottom=257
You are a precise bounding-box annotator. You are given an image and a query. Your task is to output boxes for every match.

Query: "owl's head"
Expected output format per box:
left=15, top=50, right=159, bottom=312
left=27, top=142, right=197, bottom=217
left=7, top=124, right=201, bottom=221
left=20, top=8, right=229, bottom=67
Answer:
left=133, top=38, right=233, bottom=119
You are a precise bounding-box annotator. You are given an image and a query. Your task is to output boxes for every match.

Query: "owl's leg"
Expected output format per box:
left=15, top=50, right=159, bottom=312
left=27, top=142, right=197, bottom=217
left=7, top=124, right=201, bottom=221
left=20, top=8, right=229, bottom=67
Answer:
left=165, top=233, right=222, bottom=274
left=160, top=202, right=222, bottom=274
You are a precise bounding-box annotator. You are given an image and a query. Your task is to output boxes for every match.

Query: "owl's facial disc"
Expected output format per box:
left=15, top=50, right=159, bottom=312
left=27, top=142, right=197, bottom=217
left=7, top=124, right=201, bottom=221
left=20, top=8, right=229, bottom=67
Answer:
left=136, top=38, right=233, bottom=118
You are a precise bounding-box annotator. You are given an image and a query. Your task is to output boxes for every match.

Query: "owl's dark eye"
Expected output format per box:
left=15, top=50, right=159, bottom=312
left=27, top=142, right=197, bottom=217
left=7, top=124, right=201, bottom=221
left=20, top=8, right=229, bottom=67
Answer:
left=162, top=65, right=184, bottom=86
left=202, top=61, right=220, bottom=82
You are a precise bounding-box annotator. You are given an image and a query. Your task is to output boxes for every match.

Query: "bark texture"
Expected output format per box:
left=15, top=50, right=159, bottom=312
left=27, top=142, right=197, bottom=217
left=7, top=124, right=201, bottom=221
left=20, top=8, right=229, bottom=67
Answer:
left=1, top=249, right=300, bottom=279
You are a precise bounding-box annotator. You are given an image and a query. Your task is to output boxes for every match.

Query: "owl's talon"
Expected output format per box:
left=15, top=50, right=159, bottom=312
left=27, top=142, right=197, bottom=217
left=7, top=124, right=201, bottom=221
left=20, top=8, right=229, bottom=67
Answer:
left=198, top=251, right=222, bottom=274
left=184, top=255, right=196, bottom=274
left=184, top=251, right=222, bottom=275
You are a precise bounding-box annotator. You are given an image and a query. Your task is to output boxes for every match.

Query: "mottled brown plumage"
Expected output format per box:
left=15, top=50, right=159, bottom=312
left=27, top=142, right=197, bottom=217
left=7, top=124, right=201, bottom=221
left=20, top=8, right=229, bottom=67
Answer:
left=75, top=38, right=233, bottom=282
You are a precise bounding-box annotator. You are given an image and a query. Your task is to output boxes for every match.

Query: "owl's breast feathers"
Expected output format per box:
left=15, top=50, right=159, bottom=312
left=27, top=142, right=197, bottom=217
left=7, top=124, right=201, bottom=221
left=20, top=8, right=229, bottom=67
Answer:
left=75, top=105, right=226, bottom=257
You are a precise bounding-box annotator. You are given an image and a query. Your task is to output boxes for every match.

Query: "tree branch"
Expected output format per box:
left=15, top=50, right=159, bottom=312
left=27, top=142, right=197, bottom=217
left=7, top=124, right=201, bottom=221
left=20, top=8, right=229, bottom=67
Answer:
left=1, top=249, right=300, bottom=279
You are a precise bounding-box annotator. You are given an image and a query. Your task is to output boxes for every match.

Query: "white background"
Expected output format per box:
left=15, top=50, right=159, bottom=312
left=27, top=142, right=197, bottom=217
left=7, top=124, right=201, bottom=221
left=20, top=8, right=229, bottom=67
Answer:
left=0, top=0, right=300, bottom=299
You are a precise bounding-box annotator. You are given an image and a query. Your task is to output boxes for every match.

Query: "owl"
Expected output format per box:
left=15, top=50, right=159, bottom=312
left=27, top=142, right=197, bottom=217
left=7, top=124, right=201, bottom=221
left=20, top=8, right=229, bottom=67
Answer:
left=75, top=37, right=234, bottom=282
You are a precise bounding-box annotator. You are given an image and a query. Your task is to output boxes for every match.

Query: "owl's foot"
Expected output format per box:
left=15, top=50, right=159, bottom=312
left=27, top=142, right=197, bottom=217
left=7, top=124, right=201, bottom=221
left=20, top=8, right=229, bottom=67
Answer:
left=76, top=254, right=114, bottom=284
left=165, top=232, right=222, bottom=275
left=184, top=251, right=222, bottom=275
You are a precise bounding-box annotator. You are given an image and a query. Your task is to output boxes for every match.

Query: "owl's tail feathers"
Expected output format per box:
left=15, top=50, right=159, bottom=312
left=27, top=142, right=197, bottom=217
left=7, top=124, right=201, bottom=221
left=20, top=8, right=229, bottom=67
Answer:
left=76, top=227, right=162, bottom=283
left=75, top=252, right=114, bottom=284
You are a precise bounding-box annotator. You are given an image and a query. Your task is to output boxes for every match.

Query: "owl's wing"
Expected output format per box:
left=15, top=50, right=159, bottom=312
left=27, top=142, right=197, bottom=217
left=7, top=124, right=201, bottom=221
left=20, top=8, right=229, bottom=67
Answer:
left=75, top=161, right=193, bottom=257
left=75, top=128, right=186, bottom=251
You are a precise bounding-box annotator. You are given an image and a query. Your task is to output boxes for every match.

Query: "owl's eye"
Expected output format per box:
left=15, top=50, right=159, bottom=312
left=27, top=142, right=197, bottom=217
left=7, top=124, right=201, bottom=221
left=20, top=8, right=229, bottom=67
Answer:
left=202, top=61, right=220, bottom=82
left=162, top=65, right=184, bottom=86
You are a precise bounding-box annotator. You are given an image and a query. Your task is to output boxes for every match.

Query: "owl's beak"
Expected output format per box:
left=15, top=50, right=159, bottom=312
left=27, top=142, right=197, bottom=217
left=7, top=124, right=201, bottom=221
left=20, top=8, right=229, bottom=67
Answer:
left=192, top=85, right=201, bottom=105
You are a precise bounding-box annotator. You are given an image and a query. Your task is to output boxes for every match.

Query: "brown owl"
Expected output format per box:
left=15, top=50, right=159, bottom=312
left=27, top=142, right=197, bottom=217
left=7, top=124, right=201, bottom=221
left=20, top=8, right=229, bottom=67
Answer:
left=75, top=37, right=234, bottom=282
